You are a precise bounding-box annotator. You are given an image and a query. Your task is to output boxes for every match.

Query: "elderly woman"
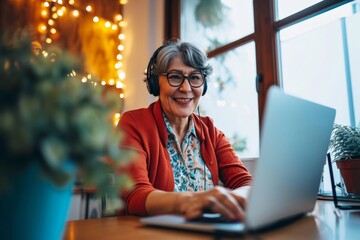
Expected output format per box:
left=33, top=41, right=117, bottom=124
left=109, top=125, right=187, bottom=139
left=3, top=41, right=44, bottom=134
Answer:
left=118, top=40, right=252, bottom=221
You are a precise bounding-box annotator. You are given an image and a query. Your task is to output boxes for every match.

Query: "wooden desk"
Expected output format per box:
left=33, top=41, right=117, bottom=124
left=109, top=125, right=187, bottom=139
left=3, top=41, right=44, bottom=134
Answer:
left=63, top=200, right=360, bottom=240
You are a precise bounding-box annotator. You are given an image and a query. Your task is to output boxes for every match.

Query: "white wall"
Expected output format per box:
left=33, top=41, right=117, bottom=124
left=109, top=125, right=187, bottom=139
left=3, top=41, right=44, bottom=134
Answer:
left=123, top=0, right=164, bottom=112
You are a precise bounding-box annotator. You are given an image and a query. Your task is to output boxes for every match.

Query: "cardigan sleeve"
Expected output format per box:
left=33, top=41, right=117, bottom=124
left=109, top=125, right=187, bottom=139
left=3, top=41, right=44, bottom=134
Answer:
left=117, top=104, right=175, bottom=216
left=117, top=111, right=154, bottom=216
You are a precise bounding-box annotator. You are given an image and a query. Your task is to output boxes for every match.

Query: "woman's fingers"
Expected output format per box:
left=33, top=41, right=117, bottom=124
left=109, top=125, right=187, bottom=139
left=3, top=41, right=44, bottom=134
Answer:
left=207, top=187, right=245, bottom=220
left=204, top=195, right=239, bottom=220
left=179, top=186, right=247, bottom=221
left=230, top=192, right=247, bottom=209
left=183, top=205, right=203, bottom=220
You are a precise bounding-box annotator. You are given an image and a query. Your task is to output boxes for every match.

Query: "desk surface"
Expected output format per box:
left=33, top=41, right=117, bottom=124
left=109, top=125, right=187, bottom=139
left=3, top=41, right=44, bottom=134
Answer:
left=64, top=200, right=360, bottom=240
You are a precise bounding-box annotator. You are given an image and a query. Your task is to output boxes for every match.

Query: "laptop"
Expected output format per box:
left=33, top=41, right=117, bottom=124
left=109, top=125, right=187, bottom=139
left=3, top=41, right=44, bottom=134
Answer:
left=326, top=153, right=360, bottom=210
left=140, top=86, right=336, bottom=234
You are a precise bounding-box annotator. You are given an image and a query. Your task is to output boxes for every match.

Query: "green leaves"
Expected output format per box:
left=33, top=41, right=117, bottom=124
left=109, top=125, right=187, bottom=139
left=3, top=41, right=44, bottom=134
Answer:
left=329, top=124, right=360, bottom=161
left=0, top=31, right=134, bottom=209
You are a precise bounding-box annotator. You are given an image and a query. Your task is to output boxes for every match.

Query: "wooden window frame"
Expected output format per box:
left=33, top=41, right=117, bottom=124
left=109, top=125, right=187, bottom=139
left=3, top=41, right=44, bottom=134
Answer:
left=164, top=0, right=352, bottom=128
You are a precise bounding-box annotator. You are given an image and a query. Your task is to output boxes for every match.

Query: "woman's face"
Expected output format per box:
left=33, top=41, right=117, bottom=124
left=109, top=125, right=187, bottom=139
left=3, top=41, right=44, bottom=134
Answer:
left=159, top=56, right=204, bottom=123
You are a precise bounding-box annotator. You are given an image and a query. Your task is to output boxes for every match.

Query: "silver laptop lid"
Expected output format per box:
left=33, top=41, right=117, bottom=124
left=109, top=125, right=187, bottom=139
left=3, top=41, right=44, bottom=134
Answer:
left=245, top=86, right=336, bottom=230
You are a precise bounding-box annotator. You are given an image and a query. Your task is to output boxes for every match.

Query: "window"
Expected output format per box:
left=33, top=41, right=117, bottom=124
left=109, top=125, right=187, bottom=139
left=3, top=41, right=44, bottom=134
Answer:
left=180, top=0, right=258, bottom=159
left=278, top=1, right=360, bottom=127
left=277, top=0, right=360, bottom=193
left=181, top=0, right=254, bottom=51
left=202, top=43, right=258, bottom=158
left=166, top=0, right=358, bottom=163
left=276, top=0, right=323, bottom=20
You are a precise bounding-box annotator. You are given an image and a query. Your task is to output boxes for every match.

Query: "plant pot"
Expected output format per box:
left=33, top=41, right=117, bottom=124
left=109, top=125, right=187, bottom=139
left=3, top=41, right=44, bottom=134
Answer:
left=0, top=163, right=74, bottom=240
left=336, top=158, right=360, bottom=196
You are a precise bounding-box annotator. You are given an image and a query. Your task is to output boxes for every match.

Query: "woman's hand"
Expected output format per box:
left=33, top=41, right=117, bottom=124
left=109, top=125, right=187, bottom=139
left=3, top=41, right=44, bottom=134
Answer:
left=176, top=186, right=249, bottom=221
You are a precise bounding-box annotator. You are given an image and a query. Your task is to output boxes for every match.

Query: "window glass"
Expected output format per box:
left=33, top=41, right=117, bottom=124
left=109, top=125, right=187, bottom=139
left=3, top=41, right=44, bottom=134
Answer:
left=200, top=42, right=259, bottom=158
left=278, top=1, right=360, bottom=193
left=279, top=1, right=359, bottom=127
left=181, top=0, right=254, bottom=51
left=276, top=0, right=323, bottom=20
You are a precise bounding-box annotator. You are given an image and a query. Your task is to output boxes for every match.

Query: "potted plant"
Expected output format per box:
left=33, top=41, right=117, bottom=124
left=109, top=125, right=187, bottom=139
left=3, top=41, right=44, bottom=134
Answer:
left=0, top=31, right=133, bottom=239
left=328, top=123, right=360, bottom=196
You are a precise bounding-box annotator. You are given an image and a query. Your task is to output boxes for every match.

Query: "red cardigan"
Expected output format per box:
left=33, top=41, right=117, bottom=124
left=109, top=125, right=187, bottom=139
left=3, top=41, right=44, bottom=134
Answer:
left=118, top=100, right=252, bottom=216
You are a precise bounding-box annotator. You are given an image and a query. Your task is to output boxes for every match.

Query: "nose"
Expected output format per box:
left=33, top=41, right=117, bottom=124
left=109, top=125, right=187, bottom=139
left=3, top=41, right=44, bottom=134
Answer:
left=178, top=76, right=192, bottom=92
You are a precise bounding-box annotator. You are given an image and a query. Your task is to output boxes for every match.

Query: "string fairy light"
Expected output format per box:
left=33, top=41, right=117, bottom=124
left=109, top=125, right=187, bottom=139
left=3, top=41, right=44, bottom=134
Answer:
left=37, top=0, right=127, bottom=126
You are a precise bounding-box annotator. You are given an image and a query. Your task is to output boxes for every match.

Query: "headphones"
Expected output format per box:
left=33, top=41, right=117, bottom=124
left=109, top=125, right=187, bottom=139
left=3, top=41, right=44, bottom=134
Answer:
left=145, top=42, right=208, bottom=96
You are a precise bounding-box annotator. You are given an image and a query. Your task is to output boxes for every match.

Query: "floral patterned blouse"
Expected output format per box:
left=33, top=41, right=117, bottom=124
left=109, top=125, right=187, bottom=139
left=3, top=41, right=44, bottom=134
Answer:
left=163, top=114, right=214, bottom=192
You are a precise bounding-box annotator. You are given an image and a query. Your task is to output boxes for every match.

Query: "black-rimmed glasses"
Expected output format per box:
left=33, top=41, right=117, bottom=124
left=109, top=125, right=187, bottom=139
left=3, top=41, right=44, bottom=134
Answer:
left=161, top=71, right=205, bottom=88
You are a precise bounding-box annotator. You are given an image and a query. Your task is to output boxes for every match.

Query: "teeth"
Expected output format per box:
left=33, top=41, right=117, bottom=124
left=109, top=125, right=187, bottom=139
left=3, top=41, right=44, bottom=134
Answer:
left=176, top=98, right=190, bottom=102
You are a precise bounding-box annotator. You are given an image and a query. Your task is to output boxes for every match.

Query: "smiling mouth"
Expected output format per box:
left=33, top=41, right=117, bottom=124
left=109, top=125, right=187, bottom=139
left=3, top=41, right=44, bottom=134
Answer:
left=174, top=98, right=192, bottom=103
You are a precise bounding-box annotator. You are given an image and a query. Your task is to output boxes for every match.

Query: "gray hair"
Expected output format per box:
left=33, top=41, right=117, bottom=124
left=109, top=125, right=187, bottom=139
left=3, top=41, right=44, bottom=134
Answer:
left=155, top=40, right=213, bottom=77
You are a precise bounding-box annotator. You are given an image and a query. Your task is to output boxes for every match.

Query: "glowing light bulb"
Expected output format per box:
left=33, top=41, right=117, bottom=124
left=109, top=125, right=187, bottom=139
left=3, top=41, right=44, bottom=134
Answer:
left=114, top=14, right=122, bottom=22
left=118, top=70, right=126, bottom=80
left=113, top=113, right=121, bottom=127
left=93, top=16, right=99, bottom=22
left=117, top=44, right=124, bottom=51
left=105, top=21, right=111, bottom=28
left=116, top=62, right=123, bottom=68
left=57, top=10, right=64, bottom=16
left=116, top=54, right=123, bottom=60
left=38, top=24, right=47, bottom=33
left=112, top=24, right=118, bottom=30
left=118, top=33, right=125, bottom=40
left=116, top=81, right=124, bottom=88
left=115, top=63, right=121, bottom=69
left=86, top=5, right=92, bottom=12
left=119, top=21, right=127, bottom=27
left=72, top=10, right=79, bottom=17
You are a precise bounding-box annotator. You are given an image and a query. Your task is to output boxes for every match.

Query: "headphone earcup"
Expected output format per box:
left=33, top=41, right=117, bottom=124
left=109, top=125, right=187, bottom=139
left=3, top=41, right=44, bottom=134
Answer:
left=146, top=44, right=166, bottom=97
left=202, top=79, right=207, bottom=96
left=147, top=73, right=160, bottom=96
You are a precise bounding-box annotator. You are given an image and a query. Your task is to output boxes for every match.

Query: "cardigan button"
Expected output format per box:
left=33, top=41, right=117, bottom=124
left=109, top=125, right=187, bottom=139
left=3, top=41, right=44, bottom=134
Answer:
left=210, top=161, right=214, bottom=165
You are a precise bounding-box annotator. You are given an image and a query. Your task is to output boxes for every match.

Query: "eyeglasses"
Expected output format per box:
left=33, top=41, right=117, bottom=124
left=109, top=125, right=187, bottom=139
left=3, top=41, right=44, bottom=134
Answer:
left=161, top=71, right=205, bottom=88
